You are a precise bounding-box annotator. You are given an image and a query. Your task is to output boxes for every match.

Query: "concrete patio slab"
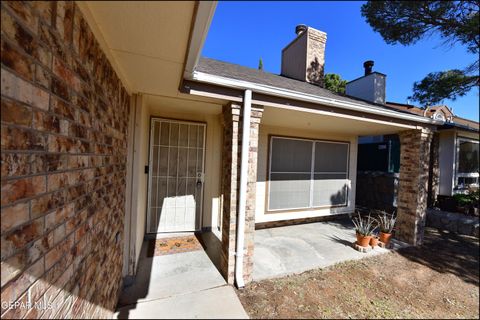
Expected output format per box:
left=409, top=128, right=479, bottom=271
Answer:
left=253, top=219, right=390, bottom=281
left=117, top=250, right=226, bottom=307
left=115, top=237, right=247, bottom=319
left=115, top=285, right=248, bottom=319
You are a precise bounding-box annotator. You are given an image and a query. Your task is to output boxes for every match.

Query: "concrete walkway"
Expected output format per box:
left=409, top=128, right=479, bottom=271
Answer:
left=253, top=219, right=391, bottom=281
left=114, top=239, right=248, bottom=319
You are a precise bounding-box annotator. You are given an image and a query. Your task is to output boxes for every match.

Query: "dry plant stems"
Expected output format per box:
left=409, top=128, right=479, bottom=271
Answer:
left=377, top=210, right=396, bottom=234
left=352, top=211, right=378, bottom=236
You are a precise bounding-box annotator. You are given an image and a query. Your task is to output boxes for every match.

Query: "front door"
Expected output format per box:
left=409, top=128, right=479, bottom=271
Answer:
left=147, top=118, right=205, bottom=233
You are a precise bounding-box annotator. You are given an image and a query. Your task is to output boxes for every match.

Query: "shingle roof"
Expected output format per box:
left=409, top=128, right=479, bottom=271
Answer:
left=196, top=57, right=390, bottom=110
left=386, top=102, right=479, bottom=132
left=196, top=58, right=479, bottom=128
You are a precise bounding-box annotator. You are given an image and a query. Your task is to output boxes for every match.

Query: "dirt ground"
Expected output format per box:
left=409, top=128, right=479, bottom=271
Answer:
left=237, top=228, right=479, bottom=319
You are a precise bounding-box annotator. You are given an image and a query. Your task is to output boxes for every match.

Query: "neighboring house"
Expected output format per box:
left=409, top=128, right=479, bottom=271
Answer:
left=357, top=98, right=479, bottom=210
left=0, top=2, right=448, bottom=319
left=384, top=102, right=479, bottom=197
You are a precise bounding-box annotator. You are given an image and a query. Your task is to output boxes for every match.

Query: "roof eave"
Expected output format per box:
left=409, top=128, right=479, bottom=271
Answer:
left=190, top=70, right=444, bottom=126
left=439, top=123, right=480, bottom=133
left=183, top=1, right=218, bottom=79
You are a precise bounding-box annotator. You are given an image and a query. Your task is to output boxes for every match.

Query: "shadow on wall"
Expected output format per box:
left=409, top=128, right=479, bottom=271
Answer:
left=1, top=1, right=130, bottom=318
left=114, top=119, right=218, bottom=318
left=306, top=57, right=324, bottom=85
left=330, top=184, right=348, bottom=207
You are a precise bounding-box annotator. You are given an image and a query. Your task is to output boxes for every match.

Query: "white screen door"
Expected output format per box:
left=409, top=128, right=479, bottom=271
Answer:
left=147, top=118, right=205, bottom=233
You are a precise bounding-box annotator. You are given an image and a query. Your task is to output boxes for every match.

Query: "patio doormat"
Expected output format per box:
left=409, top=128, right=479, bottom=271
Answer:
left=147, top=235, right=203, bottom=257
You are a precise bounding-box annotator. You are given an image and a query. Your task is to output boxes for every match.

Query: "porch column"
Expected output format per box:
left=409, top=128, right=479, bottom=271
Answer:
left=220, top=102, right=263, bottom=284
left=396, top=127, right=434, bottom=245
left=243, top=106, right=263, bottom=284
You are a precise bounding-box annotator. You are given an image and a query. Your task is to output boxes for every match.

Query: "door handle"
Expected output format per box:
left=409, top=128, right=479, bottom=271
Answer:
left=196, top=172, right=204, bottom=188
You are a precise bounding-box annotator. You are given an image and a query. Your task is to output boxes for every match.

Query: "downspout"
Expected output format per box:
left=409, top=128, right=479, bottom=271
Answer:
left=235, top=89, right=252, bottom=288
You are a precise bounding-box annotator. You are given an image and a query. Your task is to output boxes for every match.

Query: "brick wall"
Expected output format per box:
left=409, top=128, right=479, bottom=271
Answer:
left=242, top=106, right=263, bottom=283
left=305, top=28, right=326, bottom=87
left=220, top=103, right=240, bottom=284
left=1, top=1, right=129, bottom=319
left=255, top=213, right=351, bottom=230
left=396, top=128, right=433, bottom=245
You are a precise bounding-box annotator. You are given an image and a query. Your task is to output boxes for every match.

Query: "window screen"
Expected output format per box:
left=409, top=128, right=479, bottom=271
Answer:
left=268, top=136, right=349, bottom=211
left=457, top=140, right=479, bottom=174
left=455, top=138, right=479, bottom=190
left=313, top=142, right=349, bottom=206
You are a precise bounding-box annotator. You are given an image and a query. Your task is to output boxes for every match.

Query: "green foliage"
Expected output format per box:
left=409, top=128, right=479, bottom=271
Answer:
left=352, top=212, right=378, bottom=236
left=453, top=190, right=479, bottom=206
left=410, top=69, right=478, bottom=105
left=361, top=1, right=479, bottom=105
left=258, top=57, right=264, bottom=71
left=324, top=73, right=347, bottom=94
left=376, top=210, right=396, bottom=234
left=470, top=190, right=480, bottom=203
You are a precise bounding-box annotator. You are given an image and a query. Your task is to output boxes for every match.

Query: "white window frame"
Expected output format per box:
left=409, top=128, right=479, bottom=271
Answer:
left=267, top=136, right=350, bottom=212
left=454, top=137, right=479, bottom=191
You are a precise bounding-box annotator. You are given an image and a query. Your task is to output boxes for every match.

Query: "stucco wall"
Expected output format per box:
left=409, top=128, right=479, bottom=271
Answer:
left=255, top=124, right=358, bottom=223
left=1, top=2, right=129, bottom=318
left=438, top=130, right=456, bottom=196
left=345, top=73, right=386, bottom=104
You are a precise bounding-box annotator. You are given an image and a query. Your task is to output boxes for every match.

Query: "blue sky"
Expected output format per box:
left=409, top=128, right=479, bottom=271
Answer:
left=202, top=1, right=479, bottom=121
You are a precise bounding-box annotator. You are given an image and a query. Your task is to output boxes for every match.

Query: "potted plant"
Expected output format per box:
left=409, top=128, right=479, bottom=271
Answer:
left=468, top=190, right=479, bottom=216
left=453, top=193, right=472, bottom=215
left=378, top=211, right=396, bottom=245
left=352, top=212, right=377, bottom=247
left=370, top=233, right=380, bottom=247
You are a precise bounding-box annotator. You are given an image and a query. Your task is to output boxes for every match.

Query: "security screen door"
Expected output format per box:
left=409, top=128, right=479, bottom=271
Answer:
left=147, top=118, right=205, bottom=233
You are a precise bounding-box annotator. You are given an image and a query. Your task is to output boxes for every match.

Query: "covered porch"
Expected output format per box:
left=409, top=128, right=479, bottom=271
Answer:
left=253, top=218, right=394, bottom=281
left=206, top=87, right=436, bottom=285
left=82, top=0, right=437, bottom=300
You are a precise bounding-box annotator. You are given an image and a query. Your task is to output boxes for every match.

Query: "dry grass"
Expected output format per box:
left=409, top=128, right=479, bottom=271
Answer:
left=237, top=228, right=479, bottom=319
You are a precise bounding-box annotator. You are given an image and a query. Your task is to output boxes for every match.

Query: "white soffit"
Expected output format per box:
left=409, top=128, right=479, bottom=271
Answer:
left=78, top=1, right=214, bottom=97
left=262, top=106, right=414, bottom=136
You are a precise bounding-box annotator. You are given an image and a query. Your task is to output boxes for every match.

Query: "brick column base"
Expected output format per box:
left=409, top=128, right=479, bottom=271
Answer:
left=396, top=128, right=433, bottom=245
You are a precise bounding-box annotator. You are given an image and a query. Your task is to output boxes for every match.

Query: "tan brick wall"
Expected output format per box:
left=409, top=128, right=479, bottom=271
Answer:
left=255, top=213, right=351, bottom=230
left=243, top=107, right=263, bottom=283
left=1, top=1, right=129, bottom=318
left=220, top=103, right=240, bottom=284
left=306, top=28, right=326, bottom=87
left=396, top=128, right=433, bottom=245
left=220, top=103, right=263, bottom=285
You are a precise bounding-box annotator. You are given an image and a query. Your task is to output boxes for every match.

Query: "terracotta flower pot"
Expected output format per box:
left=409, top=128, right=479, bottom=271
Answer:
left=379, top=232, right=392, bottom=245
left=370, top=236, right=379, bottom=247
left=356, top=233, right=372, bottom=247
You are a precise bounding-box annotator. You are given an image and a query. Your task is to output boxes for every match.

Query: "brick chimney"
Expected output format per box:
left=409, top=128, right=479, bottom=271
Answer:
left=281, top=25, right=327, bottom=87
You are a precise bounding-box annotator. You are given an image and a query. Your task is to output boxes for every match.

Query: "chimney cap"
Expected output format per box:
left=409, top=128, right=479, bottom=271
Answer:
left=363, top=60, right=374, bottom=68
left=363, top=60, right=374, bottom=75
left=295, top=24, right=308, bottom=35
